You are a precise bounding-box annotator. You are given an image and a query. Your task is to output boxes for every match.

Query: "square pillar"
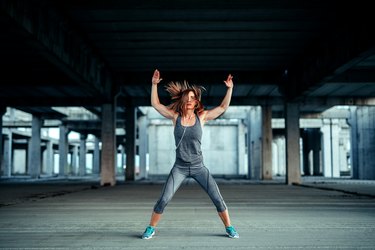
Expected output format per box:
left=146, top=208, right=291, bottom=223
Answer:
left=71, top=145, right=79, bottom=175
left=247, top=107, right=262, bottom=180
left=262, top=105, right=273, bottom=180
left=28, top=115, right=42, bottom=179
left=321, top=119, right=341, bottom=178
left=79, top=134, right=87, bottom=176
left=0, top=107, right=5, bottom=175
left=285, top=102, right=301, bottom=185
left=92, top=136, right=100, bottom=175
left=119, top=144, right=125, bottom=175
left=100, top=103, right=116, bottom=186
left=45, top=140, right=54, bottom=176
left=2, top=132, right=12, bottom=177
left=59, top=125, right=68, bottom=177
left=275, top=137, right=286, bottom=176
left=138, top=115, right=148, bottom=179
left=125, top=106, right=136, bottom=181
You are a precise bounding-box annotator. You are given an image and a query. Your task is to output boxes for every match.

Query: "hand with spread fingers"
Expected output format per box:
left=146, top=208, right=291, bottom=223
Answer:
left=152, top=69, right=163, bottom=85
left=224, top=74, right=233, bottom=88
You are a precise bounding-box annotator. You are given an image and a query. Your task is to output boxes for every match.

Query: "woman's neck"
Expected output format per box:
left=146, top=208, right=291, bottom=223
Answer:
left=182, top=111, right=194, bottom=119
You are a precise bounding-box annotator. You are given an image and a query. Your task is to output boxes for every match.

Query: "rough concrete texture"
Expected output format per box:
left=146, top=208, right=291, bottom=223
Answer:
left=0, top=179, right=374, bottom=249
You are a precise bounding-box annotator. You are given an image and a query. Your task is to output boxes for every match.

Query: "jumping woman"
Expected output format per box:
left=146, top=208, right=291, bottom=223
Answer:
left=141, top=69, right=239, bottom=239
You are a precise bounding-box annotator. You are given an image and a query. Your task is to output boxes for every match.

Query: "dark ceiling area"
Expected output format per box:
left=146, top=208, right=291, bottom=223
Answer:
left=0, top=0, right=374, bottom=118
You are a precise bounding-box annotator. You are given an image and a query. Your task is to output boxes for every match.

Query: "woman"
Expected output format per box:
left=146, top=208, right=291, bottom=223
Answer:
left=141, top=69, right=239, bottom=239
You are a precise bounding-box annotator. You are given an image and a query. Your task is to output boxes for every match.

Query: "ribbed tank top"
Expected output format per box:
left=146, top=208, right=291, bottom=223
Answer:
left=174, top=114, right=203, bottom=166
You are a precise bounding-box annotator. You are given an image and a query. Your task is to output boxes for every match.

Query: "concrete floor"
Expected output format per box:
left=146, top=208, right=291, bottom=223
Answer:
left=0, top=179, right=374, bottom=249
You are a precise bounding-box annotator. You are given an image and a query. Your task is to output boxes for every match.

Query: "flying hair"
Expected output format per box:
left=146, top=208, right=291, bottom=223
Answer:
left=165, top=80, right=206, bottom=116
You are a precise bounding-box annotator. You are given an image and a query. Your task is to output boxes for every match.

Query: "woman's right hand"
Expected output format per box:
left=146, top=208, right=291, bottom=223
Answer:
left=152, top=69, right=163, bottom=85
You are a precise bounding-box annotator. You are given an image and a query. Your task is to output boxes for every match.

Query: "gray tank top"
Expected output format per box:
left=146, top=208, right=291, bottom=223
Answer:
left=174, top=114, right=203, bottom=166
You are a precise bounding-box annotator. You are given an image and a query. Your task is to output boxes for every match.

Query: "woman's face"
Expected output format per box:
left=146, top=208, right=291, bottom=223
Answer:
left=184, top=90, right=197, bottom=110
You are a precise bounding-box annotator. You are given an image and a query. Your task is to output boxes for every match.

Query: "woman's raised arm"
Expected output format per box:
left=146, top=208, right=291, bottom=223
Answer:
left=201, top=74, right=233, bottom=122
left=151, top=69, right=177, bottom=120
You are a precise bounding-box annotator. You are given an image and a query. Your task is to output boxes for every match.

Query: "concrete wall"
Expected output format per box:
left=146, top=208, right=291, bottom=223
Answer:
left=148, top=123, right=175, bottom=175
left=350, top=107, right=375, bottom=180
left=148, top=120, right=241, bottom=176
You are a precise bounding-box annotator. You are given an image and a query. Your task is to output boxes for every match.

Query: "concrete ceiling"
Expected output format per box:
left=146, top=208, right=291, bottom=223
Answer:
left=0, top=0, right=374, bottom=118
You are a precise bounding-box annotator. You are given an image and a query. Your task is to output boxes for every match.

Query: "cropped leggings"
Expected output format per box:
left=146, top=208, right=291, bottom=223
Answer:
left=153, top=163, right=227, bottom=214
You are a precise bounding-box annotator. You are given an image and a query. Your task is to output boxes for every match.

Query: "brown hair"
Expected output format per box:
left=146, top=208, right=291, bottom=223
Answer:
left=165, top=80, right=205, bottom=116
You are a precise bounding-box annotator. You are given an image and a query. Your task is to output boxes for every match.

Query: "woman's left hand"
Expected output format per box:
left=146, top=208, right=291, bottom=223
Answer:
left=224, top=74, right=234, bottom=88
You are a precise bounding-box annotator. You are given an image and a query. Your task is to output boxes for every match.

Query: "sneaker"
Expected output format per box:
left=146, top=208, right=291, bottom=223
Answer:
left=141, top=226, right=155, bottom=239
left=226, top=226, right=239, bottom=239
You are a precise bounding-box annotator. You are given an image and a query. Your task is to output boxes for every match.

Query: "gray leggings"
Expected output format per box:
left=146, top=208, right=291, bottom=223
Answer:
left=153, top=163, right=227, bottom=213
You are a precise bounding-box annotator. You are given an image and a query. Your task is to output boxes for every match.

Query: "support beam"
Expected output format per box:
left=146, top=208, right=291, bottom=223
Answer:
left=100, top=104, right=116, bottom=186
left=45, top=140, right=54, bottom=176
left=247, top=107, right=262, bottom=180
left=72, top=145, right=79, bottom=175
left=0, top=0, right=114, bottom=97
left=312, top=131, right=321, bottom=176
left=79, top=134, right=87, bottom=176
left=125, top=106, right=136, bottom=181
left=262, top=105, right=273, bottom=180
left=0, top=107, right=5, bottom=175
left=275, top=137, right=286, bottom=176
left=138, top=116, right=148, bottom=180
left=285, top=103, right=301, bottom=185
left=321, top=119, right=340, bottom=178
left=59, top=125, right=68, bottom=177
left=282, top=3, right=375, bottom=99
left=2, top=132, right=12, bottom=177
left=28, top=115, right=42, bottom=179
left=93, top=136, right=100, bottom=175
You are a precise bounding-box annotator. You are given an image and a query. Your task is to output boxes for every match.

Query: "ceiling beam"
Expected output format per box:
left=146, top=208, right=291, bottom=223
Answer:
left=281, top=2, right=375, bottom=100
left=0, top=0, right=114, bottom=99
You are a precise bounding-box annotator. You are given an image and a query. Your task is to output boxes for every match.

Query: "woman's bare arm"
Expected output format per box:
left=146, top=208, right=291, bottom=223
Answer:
left=201, top=74, right=233, bottom=122
left=151, top=69, right=177, bottom=120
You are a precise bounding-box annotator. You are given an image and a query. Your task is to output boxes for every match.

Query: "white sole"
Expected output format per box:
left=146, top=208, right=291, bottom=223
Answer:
left=142, top=231, right=155, bottom=240
left=226, top=233, right=239, bottom=239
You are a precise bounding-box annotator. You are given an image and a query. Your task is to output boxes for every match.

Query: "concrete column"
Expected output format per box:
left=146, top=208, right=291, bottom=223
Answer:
left=351, top=107, right=375, bottom=180
left=273, top=137, right=280, bottom=176
left=276, top=137, right=286, bottom=176
left=71, top=145, right=79, bottom=175
left=331, top=120, right=341, bottom=178
left=45, top=140, right=54, bottom=176
left=238, top=120, right=246, bottom=175
left=119, top=144, right=125, bottom=175
left=92, top=136, right=100, bottom=175
left=246, top=114, right=251, bottom=179
left=312, top=130, right=321, bottom=176
left=285, top=103, right=301, bottom=185
left=59, top=125, right=68, bottom=177
left=100, top=103, right=116, bottom=186
left=321, top=119, right=340, bottom=178
left=349, top=107, right=359, bottom=179
left=0, top=107, right=5, bottom=175
left=2, top=132, right=12, bottom=177
left=301, top=131, right=308, bottom=176
left=247, top=107, right=262, bottom=180
left=262, top=105, right=273, bottom=180
left=79, top=134, right=87, bottom=176
left=138, top=115, right=148, bottom=179
left=125, top=106, right=136, bottom=181
left=28, top=115, right=42, bottom=179
left=27, top=138, right=32, bottom=175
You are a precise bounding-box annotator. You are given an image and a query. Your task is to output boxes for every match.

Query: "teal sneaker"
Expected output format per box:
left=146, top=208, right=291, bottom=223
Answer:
left=141, top=226, right=155, bottom=239
left=226, top=226, right=239, bottom=239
